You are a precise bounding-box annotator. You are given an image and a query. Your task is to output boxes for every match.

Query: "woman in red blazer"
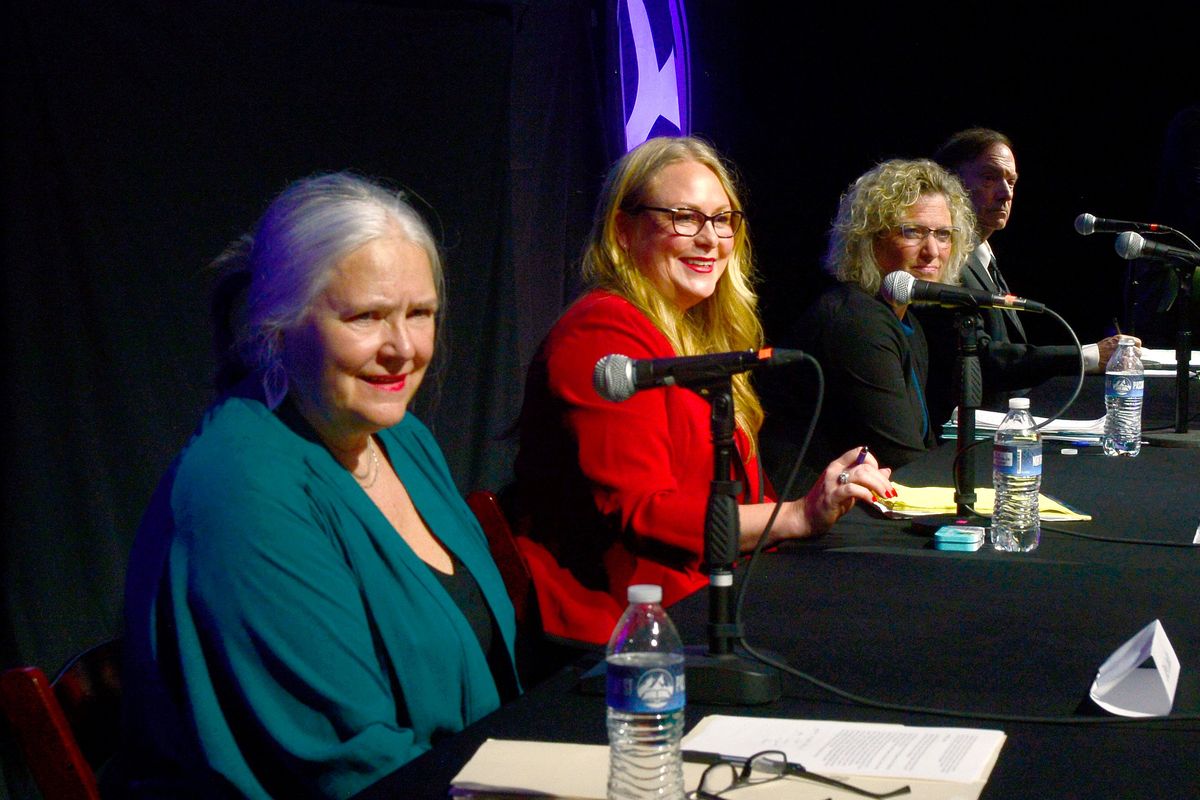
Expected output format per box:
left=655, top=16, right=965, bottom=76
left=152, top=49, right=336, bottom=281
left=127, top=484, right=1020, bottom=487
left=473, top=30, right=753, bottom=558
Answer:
left=513, top=137, right=894, bottom=644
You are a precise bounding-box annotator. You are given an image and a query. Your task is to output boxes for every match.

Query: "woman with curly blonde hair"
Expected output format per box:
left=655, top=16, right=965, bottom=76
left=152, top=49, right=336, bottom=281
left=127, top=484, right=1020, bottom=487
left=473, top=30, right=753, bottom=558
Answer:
left=761, top=158, right=975, bottom=482
left=513, top=137, right=893, bottom=644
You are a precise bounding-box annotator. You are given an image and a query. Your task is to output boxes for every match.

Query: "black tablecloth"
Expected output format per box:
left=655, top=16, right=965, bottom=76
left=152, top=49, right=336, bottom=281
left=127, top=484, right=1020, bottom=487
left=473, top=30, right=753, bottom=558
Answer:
left=391, top=375, right=1200, bottom=799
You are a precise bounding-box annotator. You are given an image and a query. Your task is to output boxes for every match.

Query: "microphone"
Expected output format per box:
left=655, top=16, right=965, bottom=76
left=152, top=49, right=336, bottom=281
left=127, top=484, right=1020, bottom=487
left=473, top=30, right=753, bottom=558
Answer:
left=594, top=348, right=804, bottom=402
left=1074, top=213, right=1174, bottom=236
left=880, top=270, right=1046, bottom=313
left=1114, top=231, right=1200, bottom=265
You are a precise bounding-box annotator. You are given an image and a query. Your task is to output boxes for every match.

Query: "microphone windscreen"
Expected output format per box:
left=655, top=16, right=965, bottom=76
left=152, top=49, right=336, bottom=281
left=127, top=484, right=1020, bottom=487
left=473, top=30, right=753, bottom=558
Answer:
left=1114, top=231, right=1144, bottom=260
left=1074, top=213, right=1096, bottom=235
left=880, top=270, right=915, bottom=305
left=593, top=354, right=636, bottom=402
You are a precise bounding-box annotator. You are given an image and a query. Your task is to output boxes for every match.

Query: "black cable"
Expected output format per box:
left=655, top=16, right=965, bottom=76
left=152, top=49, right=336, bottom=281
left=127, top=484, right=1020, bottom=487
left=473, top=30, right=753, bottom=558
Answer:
left=1041, top=524, right=1199, bottom=548
left=949, top=305, right=1083, bottom=502
left=734, top=355, right=823, bottom=623
left=738, top=636, right=1200, bottom=726
left=1164, top=228, right=1200, bottom=253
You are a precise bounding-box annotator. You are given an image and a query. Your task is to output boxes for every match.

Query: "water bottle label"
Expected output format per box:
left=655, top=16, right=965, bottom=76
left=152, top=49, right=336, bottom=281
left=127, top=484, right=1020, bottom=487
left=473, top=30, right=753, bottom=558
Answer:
left=606, top=660, right=686, bottom=713
left=1105, top=375, right=1144, bottom=399
left=993, top=443, right=1042, bottom=477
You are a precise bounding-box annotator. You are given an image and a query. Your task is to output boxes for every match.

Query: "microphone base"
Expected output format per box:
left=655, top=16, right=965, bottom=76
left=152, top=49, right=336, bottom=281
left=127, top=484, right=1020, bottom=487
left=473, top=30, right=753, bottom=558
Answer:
left=573, top=645, right=783, bottom=706
left=684, top=644, right=782, bottom=706
left=1143, top=430, right=1200, bottom=449
left=910, top=512, right=990, bottom=533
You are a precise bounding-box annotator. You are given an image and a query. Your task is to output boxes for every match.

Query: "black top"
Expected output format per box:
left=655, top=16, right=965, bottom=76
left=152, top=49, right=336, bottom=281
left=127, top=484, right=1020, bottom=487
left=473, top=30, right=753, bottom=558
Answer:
left=429, top=552, right=520, bottom=705
left=760, top=280, right=934, bottom=492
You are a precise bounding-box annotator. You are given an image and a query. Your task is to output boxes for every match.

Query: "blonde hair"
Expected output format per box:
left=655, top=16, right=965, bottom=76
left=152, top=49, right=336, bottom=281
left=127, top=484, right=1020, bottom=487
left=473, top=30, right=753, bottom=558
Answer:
left=824, top=159, right=975, bottom=294
left=581, top=136, right=765, bottom=440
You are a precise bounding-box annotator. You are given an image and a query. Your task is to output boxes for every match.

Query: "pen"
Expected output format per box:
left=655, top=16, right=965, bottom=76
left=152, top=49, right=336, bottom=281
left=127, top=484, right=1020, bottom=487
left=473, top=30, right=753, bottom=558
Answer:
left=854, top=445, right=896, bottom=500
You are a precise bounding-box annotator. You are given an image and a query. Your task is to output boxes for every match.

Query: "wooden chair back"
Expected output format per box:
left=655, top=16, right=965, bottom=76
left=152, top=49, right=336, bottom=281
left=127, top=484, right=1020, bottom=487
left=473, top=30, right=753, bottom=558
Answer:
left=0, top=637, right=122, bottom=800
left=466, top=489, right=534, bottom=626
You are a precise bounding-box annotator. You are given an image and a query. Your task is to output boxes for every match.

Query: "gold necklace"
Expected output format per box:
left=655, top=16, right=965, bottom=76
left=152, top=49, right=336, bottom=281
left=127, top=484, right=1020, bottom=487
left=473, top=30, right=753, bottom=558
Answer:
left=344, top=438, right=379, bottom=489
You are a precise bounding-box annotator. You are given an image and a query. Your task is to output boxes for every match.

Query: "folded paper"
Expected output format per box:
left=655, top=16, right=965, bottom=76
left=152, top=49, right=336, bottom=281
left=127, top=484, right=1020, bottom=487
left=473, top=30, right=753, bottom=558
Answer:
left=1090, top=619, right=1180, bottom=717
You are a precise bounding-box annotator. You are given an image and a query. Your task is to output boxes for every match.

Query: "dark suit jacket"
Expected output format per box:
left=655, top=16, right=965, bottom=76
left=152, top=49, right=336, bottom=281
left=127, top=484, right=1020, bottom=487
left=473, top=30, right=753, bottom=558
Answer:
left=923, top=244, right=1082, bottom=428
left=760, top=280, right=934, bottom=490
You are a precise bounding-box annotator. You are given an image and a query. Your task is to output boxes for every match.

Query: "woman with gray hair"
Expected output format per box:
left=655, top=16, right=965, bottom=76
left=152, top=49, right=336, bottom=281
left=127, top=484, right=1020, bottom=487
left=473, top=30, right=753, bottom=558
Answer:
left=760, top=159, right=974, bottom=483
left=120, top=173, right=518, bottom=798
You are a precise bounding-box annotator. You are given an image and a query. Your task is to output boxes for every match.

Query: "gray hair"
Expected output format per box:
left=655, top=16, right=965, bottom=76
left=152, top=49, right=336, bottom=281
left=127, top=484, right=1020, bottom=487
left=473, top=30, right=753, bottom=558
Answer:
left=212, top=172, right=443, bottom=401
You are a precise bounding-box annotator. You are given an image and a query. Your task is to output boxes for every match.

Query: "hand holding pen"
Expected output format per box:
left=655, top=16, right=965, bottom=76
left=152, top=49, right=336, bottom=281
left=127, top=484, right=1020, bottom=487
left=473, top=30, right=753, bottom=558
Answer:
left=836, top=446, right=896, bottom=498
left=802, top=445, right=895, bottom=536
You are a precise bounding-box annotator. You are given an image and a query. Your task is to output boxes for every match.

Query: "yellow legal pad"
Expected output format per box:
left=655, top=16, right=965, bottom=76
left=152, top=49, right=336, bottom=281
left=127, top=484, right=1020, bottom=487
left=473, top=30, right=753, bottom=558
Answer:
left=882, top=482, right=1092, bottom=521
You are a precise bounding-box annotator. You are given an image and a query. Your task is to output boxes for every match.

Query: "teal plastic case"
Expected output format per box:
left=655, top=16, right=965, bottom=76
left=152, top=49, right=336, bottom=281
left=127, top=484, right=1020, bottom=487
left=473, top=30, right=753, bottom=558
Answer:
left=933, top=525, right=985, bottom=551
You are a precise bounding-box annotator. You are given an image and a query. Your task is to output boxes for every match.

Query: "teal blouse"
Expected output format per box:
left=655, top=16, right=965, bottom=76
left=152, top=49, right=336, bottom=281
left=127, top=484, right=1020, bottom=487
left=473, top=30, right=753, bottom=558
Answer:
left=122, top=386, right=517, bottom=798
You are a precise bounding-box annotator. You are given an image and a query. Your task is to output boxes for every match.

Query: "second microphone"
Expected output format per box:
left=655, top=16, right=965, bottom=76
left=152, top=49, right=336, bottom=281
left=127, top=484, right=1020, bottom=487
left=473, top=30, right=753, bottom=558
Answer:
left=594, top=349, right=805, bottom=402
left=881, top=270, right=1045, bottom=313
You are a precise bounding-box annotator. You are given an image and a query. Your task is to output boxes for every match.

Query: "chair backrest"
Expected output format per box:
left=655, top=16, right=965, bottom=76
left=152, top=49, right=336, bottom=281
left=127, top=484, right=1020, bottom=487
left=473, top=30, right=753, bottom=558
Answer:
left=466, top=489, right=534, bottom=626
left=0, top=637, right=122, bottom=800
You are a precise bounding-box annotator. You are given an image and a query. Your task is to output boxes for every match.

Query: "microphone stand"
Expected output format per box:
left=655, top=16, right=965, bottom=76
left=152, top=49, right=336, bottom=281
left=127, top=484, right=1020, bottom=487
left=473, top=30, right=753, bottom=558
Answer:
left=684, top=378, right=782, bottom=705
left=917, top=312, right=988, bottom=530
left=1144, top=262, right=1200, bottom=448
left=952, top=313, right=986, bottom=517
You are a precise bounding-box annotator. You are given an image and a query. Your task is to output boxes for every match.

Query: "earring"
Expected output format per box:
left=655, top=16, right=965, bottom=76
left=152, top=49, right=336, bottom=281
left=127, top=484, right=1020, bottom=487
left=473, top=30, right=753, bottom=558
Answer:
left=261, top=358, right=289, bottom=410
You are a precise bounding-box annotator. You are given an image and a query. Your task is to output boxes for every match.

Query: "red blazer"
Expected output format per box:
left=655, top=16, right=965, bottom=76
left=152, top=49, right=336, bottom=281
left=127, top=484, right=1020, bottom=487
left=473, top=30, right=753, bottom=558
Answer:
left=514, top=290, right=771, bottom=644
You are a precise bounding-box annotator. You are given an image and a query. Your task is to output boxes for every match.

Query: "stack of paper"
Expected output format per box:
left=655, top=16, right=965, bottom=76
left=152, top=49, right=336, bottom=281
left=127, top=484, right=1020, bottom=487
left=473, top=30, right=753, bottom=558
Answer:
left=684, top=715, right=1006, bottom=796
left=942, top=409, right=1106, bottom=443
left=1140, top=347, right=1200, bottom=373
left=877, top=482, right=1091, bottom=521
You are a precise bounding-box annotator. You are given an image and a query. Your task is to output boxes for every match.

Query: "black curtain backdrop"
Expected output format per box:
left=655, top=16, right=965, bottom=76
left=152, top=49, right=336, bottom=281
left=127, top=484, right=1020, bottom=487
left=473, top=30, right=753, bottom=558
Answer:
left=717, top=8, right=1198, bottom=349
left=2, top=2, right=608, bottom=795
left=2, top=1, right=1195, bottom=797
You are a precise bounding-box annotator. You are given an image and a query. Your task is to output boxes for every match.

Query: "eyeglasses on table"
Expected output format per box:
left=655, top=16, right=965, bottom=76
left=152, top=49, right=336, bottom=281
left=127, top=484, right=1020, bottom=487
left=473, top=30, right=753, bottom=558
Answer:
left=685, top=749, right=911, bottom=799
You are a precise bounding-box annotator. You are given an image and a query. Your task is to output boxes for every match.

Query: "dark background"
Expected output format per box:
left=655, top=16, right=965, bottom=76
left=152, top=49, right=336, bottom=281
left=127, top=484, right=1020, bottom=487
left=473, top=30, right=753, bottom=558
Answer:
left=2, top=2, right=1195, bottom=796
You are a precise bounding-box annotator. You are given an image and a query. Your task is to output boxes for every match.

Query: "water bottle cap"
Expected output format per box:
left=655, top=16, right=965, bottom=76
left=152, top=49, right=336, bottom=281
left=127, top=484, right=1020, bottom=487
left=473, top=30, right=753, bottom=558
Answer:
left=1008, top=397, right=1030, bottom=410
left=627, top=584, right=662, bottom=604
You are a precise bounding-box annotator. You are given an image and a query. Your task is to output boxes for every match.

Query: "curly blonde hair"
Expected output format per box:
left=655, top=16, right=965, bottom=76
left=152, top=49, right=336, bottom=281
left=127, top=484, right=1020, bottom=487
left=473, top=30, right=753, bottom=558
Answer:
left=581, top=136, right=765, bottom=440
left=824, top=159, right=975, bottom=295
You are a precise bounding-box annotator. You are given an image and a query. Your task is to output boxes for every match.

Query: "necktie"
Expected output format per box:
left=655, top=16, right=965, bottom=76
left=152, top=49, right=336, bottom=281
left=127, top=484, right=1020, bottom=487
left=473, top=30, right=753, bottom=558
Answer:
left=988, top=251, right=1026, bottom=342
left=989, top=252, right=1009, bottom=294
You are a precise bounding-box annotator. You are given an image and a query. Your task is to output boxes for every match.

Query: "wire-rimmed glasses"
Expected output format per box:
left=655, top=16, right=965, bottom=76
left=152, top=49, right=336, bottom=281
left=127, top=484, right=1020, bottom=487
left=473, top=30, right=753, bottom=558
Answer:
left=633, top=205, right=745, bottom=238
left=894, top=223, right=958, bottom=245
left=688, top=749, right=911, bottom=799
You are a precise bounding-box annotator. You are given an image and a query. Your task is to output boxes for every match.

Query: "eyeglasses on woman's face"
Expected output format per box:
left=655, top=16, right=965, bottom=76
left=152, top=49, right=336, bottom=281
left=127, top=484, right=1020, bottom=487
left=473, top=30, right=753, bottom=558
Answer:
left=633, top=205, right=745, bottom=238
left=893, top=223, right=957, bottom=246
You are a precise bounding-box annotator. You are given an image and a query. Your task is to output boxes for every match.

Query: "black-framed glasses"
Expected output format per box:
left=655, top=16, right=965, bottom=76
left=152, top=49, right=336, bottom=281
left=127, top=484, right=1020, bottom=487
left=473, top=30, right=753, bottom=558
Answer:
left=687, top=749, right=911, bottom=799
left=633, top=205, right=745, bottom=238
left=895, top=223, right=958, bottom=245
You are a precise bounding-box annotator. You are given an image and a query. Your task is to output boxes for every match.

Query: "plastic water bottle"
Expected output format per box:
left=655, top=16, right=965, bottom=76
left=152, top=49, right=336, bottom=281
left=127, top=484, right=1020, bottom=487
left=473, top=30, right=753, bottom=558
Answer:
left=606, top=584, right=685, bottom=800
left=991, top=397, right=1041, bottom=552
left=1103, top=336, right=1144, bottom=457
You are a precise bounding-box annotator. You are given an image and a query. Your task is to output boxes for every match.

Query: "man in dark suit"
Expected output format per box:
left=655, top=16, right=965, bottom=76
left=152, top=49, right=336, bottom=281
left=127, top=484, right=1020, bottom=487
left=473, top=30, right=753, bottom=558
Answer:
left=922, top=128, right=1129, bottom=426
